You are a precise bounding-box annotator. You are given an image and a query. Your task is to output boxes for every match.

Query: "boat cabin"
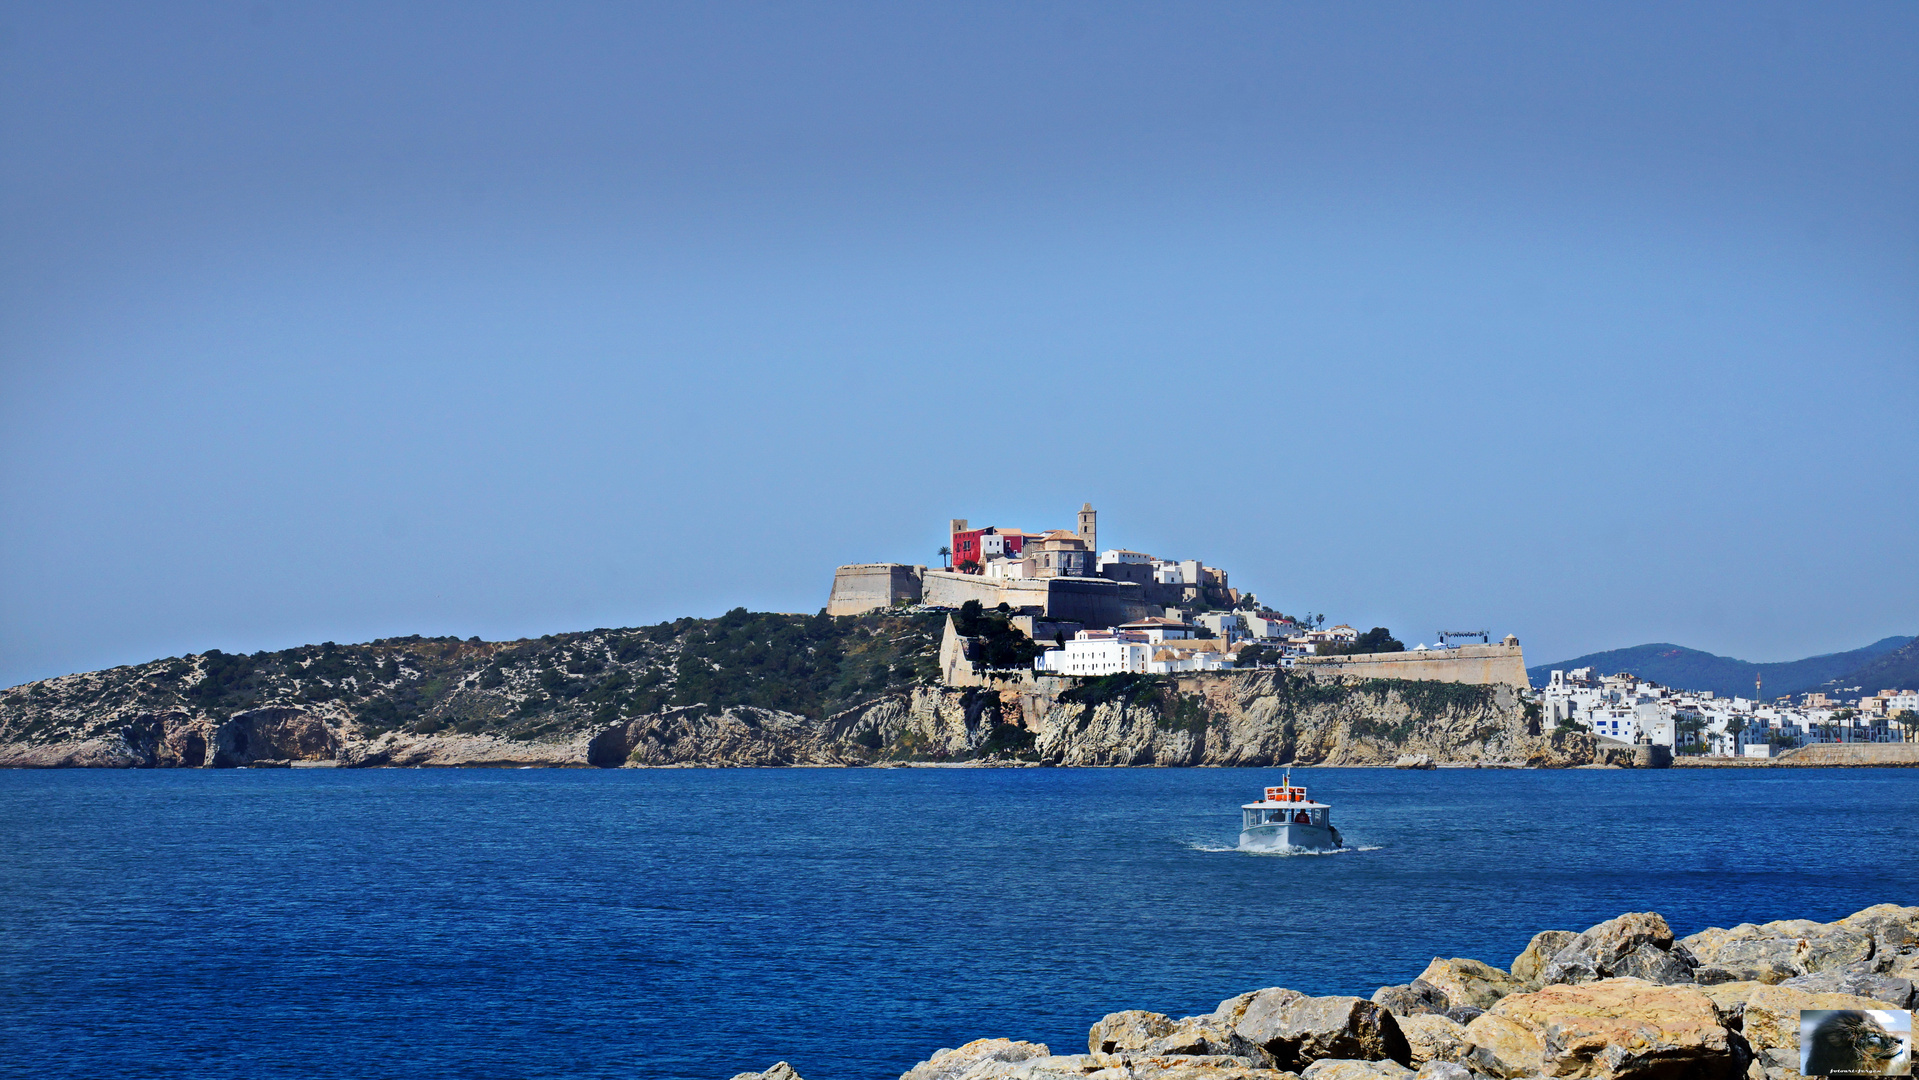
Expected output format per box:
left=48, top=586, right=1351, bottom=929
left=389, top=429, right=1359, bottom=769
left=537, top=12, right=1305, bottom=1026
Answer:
left=1241, top=783, right=1330, bottom=829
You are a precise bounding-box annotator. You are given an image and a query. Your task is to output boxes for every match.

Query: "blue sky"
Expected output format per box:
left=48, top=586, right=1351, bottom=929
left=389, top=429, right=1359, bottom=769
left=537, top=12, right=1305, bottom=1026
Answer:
left=3, top=2, right=1916, bottom=688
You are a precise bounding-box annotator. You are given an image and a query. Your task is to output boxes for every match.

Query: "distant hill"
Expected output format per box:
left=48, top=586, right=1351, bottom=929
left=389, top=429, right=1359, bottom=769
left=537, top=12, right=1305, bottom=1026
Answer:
left=1816, top=636, right=1919, bottom=695
left=1527, top=636, right=1914, bottom=699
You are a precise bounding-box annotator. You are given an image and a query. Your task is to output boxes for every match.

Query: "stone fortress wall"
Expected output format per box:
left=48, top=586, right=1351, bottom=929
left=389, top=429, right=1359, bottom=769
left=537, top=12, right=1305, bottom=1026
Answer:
left=1037, top=577, right=1153, bottom=628
left=1294, top=643, right=1530, bottom=688
left=825, top=564, right=925, bottom=617
left=832, top=565, right=1151, bottom=630
left=920, top=569, right=1042, bottom=612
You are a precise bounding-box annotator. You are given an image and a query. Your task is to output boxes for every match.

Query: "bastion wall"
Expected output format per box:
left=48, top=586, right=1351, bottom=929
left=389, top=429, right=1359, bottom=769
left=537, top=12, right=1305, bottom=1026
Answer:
left=825, top=564, right=925, bottom=617
left=1294, top=643, right=1529, bottom=688
left=921, top=570, right=1045, bottom=612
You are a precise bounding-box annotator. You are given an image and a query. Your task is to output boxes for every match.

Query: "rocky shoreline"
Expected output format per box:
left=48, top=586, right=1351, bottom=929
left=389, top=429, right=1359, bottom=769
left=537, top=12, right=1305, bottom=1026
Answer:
left=731, top=904, right=1918, bottom=1080
left=2, top=664, right=1612, bottom=769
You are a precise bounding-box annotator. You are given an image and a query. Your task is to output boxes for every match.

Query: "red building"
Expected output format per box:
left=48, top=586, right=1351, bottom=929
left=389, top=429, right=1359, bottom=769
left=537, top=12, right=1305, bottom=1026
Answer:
left=949, top=522, right=1027, bottom=571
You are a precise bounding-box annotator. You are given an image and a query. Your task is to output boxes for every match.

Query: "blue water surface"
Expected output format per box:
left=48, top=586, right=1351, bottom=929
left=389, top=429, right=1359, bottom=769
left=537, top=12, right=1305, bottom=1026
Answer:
left=2, top=766, right=1915, bottom=1080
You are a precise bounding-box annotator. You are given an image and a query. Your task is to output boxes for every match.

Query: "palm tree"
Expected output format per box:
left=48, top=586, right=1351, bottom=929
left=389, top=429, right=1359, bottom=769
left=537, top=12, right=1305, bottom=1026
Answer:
left=1725, top=716, right=1748, bottom=757
left=938, top=545, right=951, bottom=569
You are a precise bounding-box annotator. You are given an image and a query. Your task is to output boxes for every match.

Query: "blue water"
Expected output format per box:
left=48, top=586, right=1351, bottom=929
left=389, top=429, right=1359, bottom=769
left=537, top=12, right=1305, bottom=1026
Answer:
left=2, top=766, right=1915, bottom=1080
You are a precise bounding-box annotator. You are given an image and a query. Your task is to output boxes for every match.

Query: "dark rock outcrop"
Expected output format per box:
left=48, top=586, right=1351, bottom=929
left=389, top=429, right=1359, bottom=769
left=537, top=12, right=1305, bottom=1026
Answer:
left=1235, top=995, right=1410, bottom=1073
left=1537, top=911, right=1678, bottom=986
left=211, top=707, right=338, bottom=767
left=1369, top=981, right=1449, bottom=1019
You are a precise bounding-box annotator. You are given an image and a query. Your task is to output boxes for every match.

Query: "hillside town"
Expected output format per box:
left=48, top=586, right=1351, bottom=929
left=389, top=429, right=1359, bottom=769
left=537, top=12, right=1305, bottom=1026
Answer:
left=1539, top=667, right=1919, bottom=755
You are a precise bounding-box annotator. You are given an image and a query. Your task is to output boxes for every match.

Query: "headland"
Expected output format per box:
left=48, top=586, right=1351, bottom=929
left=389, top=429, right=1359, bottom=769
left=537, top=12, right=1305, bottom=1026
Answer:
left=3, top=502, right=1911, bottom=767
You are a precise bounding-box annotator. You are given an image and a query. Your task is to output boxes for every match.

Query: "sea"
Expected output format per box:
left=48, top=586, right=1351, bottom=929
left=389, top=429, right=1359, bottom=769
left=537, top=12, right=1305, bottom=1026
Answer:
left=2, top=765, right=1915, bottom=1080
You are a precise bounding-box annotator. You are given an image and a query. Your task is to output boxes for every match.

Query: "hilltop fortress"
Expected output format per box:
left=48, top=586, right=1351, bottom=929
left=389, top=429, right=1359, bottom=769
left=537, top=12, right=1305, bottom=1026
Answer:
left=829, top=504, right=1529, bottom=688
left=828, top=504, right=1230, bottom=628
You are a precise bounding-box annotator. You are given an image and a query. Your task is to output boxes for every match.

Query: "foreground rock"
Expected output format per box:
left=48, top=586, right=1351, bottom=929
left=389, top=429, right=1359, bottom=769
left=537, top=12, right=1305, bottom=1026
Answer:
left=1236, top=994, right=1411, bottom=1072
left=1465, top=978, right=1738, bottom=1078
left=1509, top=929, right=1579, bottom=989
left=1680, top=904, right=1919, bottom=992
left=721, top=905, right=1919, bottom=1080
left=1412, top=958, right=1525, bottom=1011
left=900, top=1039, right=1054, bottom=1080
left=1536, top=912, right=1683, bottom=986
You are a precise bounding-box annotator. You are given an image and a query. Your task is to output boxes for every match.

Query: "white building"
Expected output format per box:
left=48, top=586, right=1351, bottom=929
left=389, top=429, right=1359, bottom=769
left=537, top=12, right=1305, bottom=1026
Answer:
left=1242, top=613, right=1289, bottom=640
left=1540, top=666, right=1913, bottom=754
left=1146, top=648, right=1235, bottom=674
left=1034, top=635, right=1155, bottom=676
left=1035, top=622, right=1229, bottom=677
left=1193, top=612, right=1242, bottom=640
left=982, top=557, right=1027, bottom=580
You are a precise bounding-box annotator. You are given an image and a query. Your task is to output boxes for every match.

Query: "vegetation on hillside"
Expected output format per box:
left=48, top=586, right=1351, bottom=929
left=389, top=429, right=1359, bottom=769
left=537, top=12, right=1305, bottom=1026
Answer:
left=1318, top=627, right=1407, bottom=655
left=0, top=609, right=945, bottom=746
left=951, top=600, right=1045, bottom=670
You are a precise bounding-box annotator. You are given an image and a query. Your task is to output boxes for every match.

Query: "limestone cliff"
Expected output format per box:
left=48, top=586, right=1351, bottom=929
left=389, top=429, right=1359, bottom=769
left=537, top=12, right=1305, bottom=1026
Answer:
left=1021, top=671, right=1607, bottom=768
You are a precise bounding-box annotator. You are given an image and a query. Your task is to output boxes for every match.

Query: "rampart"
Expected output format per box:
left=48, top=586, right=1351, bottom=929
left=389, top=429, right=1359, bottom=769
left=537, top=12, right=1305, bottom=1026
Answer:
left=918, top=571, right=1147, bottom=629
left=922, top=570, right=1045, bottom=613
left=1776, top=742, right=1919, bottom=766
left=1040, top=577, right=1152, bottom=628
left=825, top=564, right=925, bottom=616
left=1293, top=643, right=1529, bottom=688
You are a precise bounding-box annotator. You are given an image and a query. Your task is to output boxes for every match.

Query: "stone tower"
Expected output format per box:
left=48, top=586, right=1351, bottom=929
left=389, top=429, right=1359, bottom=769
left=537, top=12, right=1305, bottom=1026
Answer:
left=1077, top=502, right=1096, bottom=553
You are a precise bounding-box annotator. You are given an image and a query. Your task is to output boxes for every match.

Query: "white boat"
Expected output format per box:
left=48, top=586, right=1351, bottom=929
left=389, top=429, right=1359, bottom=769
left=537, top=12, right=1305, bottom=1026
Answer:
left=1238, top=769, right=1343, bottom=851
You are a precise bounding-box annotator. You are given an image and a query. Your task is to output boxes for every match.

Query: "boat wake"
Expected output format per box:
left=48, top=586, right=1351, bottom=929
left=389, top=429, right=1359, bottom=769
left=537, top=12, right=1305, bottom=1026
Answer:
left=1182, top=840, right=1381, bottom=856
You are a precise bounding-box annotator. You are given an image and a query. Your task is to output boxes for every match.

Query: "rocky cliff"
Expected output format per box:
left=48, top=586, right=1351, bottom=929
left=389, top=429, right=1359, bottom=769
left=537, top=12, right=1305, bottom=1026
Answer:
left=1019, top=671, right=1605, bottom=768
left=731, top=903, right=1919, bottom=1080
left=1, top=612, right=1615, bottom=768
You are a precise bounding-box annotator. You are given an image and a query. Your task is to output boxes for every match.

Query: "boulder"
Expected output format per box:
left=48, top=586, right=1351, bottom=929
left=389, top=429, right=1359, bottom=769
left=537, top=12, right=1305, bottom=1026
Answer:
left=1300, top=1060, right=1415, bottom=1080
left=1779, top=969, right=1914, bottom=1008
left=1235, top=995, right=1412, bottom=1072
left=1393, top=1014, right=1467, bottom=1066
left=1511, top=929, right=1578, bottom=988
left=1795, top=926, right=1876, bottom=975
left=1371, top=980, right=1450, bottom=1018
left=1392, top=754, right=1435, bottom=770
left=1836, top=902, right=1919, bottom=971
left=1005, top=1053, right=1299, bottom=1079
left=1144, top=1014, right=1257, bottom=1059
left=1090, top=1011, right=1178, bottom=1054
left=900, top=1038, right=1052, bottom=1080
left=1223, top=987, right=1306, bottom=1030
left=1414, top=958, right=1525, bottom=1010
left=956, top=1055, right=1092, bottom=1080
left=1441, top=1007, right=1483, bottom=1026
left=730, top=1064, right=804, bottom=1080
left=1412, top=1065, right=1472, bottom=1080
left=1472, top=977, right=1741, bottom=1079
left=1694, top=980, right=1771, bottom=1029
left=1739, top=984, right=1904, bottom=1056
left=1610, top=942, right=1697, bottom=985
left=1679, top=917, right=1875, bottom=984
left=1460, top=1013, right=1547, bottom=1079
left=1538, top=912, right=1676, bottom=986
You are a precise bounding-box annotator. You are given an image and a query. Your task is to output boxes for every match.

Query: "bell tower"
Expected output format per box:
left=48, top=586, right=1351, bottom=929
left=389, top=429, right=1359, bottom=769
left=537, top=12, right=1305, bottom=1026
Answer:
left=1077, top=502, right=1096, bottom=553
